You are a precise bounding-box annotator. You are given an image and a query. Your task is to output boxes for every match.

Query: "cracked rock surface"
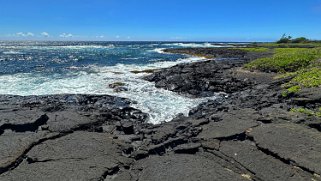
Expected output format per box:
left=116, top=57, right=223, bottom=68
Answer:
left=0, top=49, right=321, bottom=181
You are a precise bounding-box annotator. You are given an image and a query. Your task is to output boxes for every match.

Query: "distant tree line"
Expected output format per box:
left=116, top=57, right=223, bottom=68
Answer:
left=277, top=34, right=313, bottom=44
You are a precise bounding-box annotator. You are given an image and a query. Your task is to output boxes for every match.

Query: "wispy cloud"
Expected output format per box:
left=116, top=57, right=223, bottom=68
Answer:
left=59, top=33, right=73, bottom=38
left=41, top=32, right=50, bottom=37
left=16, top=32, right=34, bottom=37
left=96, top=35, right=105, bottom=38
left=115, top=35, right=120, bottom=39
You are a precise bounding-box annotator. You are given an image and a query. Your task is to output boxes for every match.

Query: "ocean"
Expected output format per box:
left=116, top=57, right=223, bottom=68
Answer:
left=0, top=41, right=228, bottom=124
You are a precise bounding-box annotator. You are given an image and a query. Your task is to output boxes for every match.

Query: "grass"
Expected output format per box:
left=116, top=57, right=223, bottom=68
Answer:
left=254, top=42, right=321, bottom=48
left=291, top=107, right=321, bottom=117
left=245, top=48, right=321, bottom=72
left=231, top=47, right=269, bottom=52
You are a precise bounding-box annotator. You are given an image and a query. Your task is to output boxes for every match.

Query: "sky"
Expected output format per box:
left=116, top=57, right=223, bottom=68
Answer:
left=0, top=0, right=321, bottom=42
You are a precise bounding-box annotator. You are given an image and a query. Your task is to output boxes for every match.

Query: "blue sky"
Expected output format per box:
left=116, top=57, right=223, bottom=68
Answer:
left=1, top=0, right=321, bottom=41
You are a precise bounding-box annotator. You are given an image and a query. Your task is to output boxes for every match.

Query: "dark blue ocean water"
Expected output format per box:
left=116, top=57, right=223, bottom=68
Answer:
left=0, top=41, right=224, bottom=123
left=0, top=41, right=190, bottom=75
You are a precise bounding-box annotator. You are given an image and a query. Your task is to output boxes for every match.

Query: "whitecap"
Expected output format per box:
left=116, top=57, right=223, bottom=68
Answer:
left=163, top=42, right=231, bottom=48
left=0, top=55, right=214, bottom=124
left=2, top=50, right=24, bottom=55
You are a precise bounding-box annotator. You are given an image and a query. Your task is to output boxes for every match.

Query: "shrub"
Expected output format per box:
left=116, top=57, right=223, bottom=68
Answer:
left=291, top=67, right=321, bottom=88
left=245, top=48, right=321, bottom=72
left=292, top=37, right=310, bottom=43
left=277, top=34, right=292, bottom=44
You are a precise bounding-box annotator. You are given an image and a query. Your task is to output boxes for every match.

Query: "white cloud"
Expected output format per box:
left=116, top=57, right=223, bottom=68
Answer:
left=16, top=32, right=25, bottom=37
left=59, top=33, right=73, bottom=38
left=127, top=36, right=131, bottom=39
left=26, top=32, right=34, bottom=37
left=41, top=32, right=50, bottom=37
left=116, top=35, right=120, bottom=39
left=16, top=32, right=34, bottom=37
left=96, top=35, right=105, bottom=38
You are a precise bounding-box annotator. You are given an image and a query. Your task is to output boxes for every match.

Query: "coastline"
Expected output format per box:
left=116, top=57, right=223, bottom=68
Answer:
left=0, top=47, right=320, bottom=180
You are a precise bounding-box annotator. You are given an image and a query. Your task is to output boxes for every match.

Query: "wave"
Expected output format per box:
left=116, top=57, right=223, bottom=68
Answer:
left=1, top=45, right=115, bottom=50
left=150, top=48, right=167, bottom=54
left=2, top=50, right=24, bottom=55
left=164, top=42, right=230, bottom=48
left=0, top=56, right=212, bottom=124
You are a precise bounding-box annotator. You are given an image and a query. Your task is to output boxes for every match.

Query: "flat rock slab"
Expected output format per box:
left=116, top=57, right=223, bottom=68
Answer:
left=249, top=123, right=321, bottom=175
left=0, top=131, right=131, bottom=181
left=46, top=111, right=96, bottom=132
left=220, top=141, right=313, bottom=181
left=127, top=154, right=247, bottom=181
left=0, top=131, right=57, bottom=173
left=198, top=109, right=259, bottom=139
left=0, top=109, right=46, bottom=127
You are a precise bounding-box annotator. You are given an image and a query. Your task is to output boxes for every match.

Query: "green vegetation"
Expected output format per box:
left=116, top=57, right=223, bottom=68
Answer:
left=231, top=47, right=269, bottom=52
left=291, top=67, right=321, bottom=87
left=245, top=36, right=321, bottom=98
left=245, top=48, right=321, bottom=72
left=281, top=85, right=301, bottom=97
left=256, top=42, right=321, bottom=48
left=253, top=35, right=321, bottom=48
left=281, top=67, right=321, bottom=96
left=291, top=107, right=321, bottom=117
left=276, top=34, right=293, bottom=44
left=277, top=34, right=312, bottom=44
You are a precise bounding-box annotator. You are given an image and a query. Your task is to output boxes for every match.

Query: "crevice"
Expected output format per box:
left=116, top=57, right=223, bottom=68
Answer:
left=0, top=132, right=72, bottom=175
left=308, top=123, right=321, bottom=132
left=216, top=132, right=247, bottom=142
left=148, top=137, right=188, bottom=155
left=249, top=136, right=317, bottom=175
left=0, top=114, right=49, bottom=135
left=26, top=157, right=87, bottom=164
left=100, top=166, right=120, bottom=181
left=203, top=149, right=263, bottom=181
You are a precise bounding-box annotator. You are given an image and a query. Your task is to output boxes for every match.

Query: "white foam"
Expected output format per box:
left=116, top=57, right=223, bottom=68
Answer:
left=0, top=55, right=214, bottom=124
left=0, top=45, right=115, bottom=50
left=150, top=48, right=167, bottom=54
left=2, top=50, right=24, bottom=55
left=164, top=42, right=231, bottom=48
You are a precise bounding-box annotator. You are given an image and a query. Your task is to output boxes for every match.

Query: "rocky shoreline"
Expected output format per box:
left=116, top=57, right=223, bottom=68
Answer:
left=0, top=48, right=320, bottom=181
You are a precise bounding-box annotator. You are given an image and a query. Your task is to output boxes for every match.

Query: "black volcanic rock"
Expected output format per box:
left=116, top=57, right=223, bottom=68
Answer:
left=0, top=48, right=320, bottom=180
left=144, top=60, right=253, bottom=97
